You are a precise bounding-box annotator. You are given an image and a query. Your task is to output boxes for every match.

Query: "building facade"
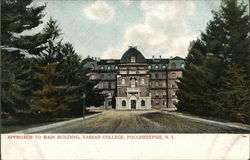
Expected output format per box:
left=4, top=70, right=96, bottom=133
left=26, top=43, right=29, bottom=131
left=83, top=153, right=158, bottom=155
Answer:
left=83, top=47, right=185, bottom=110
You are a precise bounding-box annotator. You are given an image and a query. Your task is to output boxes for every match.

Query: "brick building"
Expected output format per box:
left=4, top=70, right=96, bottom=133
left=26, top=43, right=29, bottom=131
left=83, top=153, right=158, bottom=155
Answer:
left=83, top=47, right=185, bottom=110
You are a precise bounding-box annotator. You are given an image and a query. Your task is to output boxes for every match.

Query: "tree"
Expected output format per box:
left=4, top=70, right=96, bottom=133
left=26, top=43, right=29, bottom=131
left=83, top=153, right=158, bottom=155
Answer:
left=217, top=64, right=250, bottom=123
left=1, top=50, right=33, bottom=113
left=31, top=63, right=66, bottom=118
left=1, top=0, right=51, bottom=55
left=177, top=0, right=250, bottom=124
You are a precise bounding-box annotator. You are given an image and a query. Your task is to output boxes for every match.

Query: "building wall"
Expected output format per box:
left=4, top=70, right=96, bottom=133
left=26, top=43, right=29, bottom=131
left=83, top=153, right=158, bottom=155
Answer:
left=83, top=55, right=184, bottom=110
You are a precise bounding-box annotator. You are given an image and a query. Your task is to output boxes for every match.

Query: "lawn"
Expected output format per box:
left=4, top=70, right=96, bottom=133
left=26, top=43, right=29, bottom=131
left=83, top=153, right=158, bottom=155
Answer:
left=1, top=111, right=101, bottom=133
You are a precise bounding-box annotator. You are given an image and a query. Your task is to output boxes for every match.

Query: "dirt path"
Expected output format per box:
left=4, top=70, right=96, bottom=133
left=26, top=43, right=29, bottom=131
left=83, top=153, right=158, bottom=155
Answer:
left=38, top=110, right=249, bottom=133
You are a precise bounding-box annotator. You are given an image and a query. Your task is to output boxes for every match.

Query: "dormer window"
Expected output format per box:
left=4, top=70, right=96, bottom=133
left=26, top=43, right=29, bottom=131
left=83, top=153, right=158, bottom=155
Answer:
left=171, top=63, right=176, bottom=69
left=131, top=56, right=136, bottom=63
left=181, top=63, right=185, bottom=68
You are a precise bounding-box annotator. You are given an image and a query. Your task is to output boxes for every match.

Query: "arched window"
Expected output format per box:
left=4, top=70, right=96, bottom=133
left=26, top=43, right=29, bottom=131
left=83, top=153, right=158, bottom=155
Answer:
left=115, top=66, right=118, bottom=70
left=155, top=65, right=159, bottom=69
left=107, top=66, right=111, bottom=70
left=148, top=65, right=151, bottom=69
left=100, top=66, right=104, bottom=70
left=141, top=78, right=145, bottom=84
left=122, top=78, right=125, bottom=85
left=141, top=100, right=145, bottom=107
left=131, top=78, right=136, bottom=88
left=171, top=63, right=176, bottom=69
left=122, top=100, right=126, bottom=106
left=181, top=63, right=185, bottom=68
left=162, top=65, right=166, bottom=69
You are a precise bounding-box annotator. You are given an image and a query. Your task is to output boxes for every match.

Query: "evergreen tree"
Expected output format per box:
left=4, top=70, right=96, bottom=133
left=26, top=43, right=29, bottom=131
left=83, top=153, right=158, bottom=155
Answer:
left=1, top=50, right=33, bottom=113
left=177, top=0, right=250, bottom=124
left=1, top=0, right=50, bottom=55
left=31, top=63, right=66, bottom=117
left=218, top=64, right=250, bottom=123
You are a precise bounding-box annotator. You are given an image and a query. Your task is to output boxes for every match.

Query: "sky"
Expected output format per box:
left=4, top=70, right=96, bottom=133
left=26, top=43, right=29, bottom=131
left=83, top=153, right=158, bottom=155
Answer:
left=29, top=0, right=225, bottom=59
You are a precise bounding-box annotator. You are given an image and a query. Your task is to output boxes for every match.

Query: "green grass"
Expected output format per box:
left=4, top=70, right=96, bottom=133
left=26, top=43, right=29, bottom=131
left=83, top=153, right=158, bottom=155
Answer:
left=1, top=111, right=101, bottom=133
left=172, top=111, right=250, bottom=128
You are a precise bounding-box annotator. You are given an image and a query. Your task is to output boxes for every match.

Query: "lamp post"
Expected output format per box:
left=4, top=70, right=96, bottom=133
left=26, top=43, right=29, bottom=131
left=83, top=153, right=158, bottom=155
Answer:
left=83, top=91, right=86, bottom=119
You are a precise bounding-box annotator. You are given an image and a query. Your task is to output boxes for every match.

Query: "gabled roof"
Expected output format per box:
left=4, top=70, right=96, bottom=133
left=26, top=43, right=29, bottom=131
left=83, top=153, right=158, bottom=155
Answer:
left=120, top=47, right=147, bottom=63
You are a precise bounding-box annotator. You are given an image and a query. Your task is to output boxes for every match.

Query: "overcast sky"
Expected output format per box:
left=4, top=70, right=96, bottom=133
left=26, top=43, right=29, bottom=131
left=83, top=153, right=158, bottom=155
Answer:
left=29, top=0, right=224, bottom=59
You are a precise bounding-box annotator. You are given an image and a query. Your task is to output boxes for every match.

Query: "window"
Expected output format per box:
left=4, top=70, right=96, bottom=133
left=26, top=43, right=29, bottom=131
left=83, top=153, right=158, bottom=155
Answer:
left=131, top=78, right=136, bottom=88
left=172, top=73, right=176, bottom=78
left=162, top=81, right=166, bottom=88
left=181, top=63, right=185, bottom=68
left=172, top=92, right=176, bottom=98
left=91, top=64, right=95, bottom=70
left=115, top=66, right=118, bottom=70
left=155, top=73, right=159, bottom=79
left=122, top=78, right=125, bottom=85
left=100, top=66, right=104, bottom=70
left=162, top=65, right=166, bottom=69
left=131, top=56, right=136, bottom=63
left=155, top=82, right=159, bottom=88
left=155, top=92, right=159, bottom=98
left=163, top=91, right=167, bottom=98
left=162, top=73, right=166, bottom=79
left=148, top=65, right=151, bottom=69
left=155, top=65, right=159, bottom=69
left=141, top=78, right=145, bottom=85
left=90, top=75, right=95, bottom=80
left=156, top=101, right=160, bottom=105
left=141, top=100, right=145, bottom=107
left=122, top=100, right=126, bottom=107
left=108, top=82, right=111, bottom=89
left=163, top=100, right=166, bottom=105
left=171, top=63, right=176, bottom=69
left=107, top=66, right=111, bottom=70
left=108, top=92, right=112, bottom=98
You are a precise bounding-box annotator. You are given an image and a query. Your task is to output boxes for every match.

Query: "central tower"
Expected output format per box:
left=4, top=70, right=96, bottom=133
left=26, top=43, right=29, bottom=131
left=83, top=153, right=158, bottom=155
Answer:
left=116, top=47, right=151, bottom=110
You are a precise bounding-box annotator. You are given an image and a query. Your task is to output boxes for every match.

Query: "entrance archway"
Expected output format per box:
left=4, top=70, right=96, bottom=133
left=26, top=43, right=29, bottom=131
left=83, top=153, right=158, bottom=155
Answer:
left=131, top=100, right=136, bottom=109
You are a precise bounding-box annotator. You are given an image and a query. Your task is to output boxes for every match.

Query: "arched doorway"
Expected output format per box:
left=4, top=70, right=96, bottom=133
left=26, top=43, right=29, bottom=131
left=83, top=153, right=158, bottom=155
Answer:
left=131, top=100, right=136, bottom=109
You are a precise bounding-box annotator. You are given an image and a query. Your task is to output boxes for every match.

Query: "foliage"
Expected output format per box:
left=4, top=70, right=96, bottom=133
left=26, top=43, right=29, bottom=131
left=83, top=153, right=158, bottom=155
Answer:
left=177, top=0, right=250, bottom=124
left=30, top=63, right=66, bottom=117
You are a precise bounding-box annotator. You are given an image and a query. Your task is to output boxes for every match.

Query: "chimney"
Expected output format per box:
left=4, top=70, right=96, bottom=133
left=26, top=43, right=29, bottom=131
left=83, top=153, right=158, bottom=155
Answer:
left=94, top=57, right=97, bottom=61
left=152, top=55, right=155, bottom=60
left=170, top=56, right=173, bottom=59
left=159, top=55, right=162, bottom=59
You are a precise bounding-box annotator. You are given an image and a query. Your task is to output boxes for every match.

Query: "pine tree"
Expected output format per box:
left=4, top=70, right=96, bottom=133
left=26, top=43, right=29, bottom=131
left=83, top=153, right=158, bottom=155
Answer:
left=218, top=64, right=250, bottom=123
left=31, top=63, right=66, bottom=117
left=177, top=0, right=250, bottom=123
